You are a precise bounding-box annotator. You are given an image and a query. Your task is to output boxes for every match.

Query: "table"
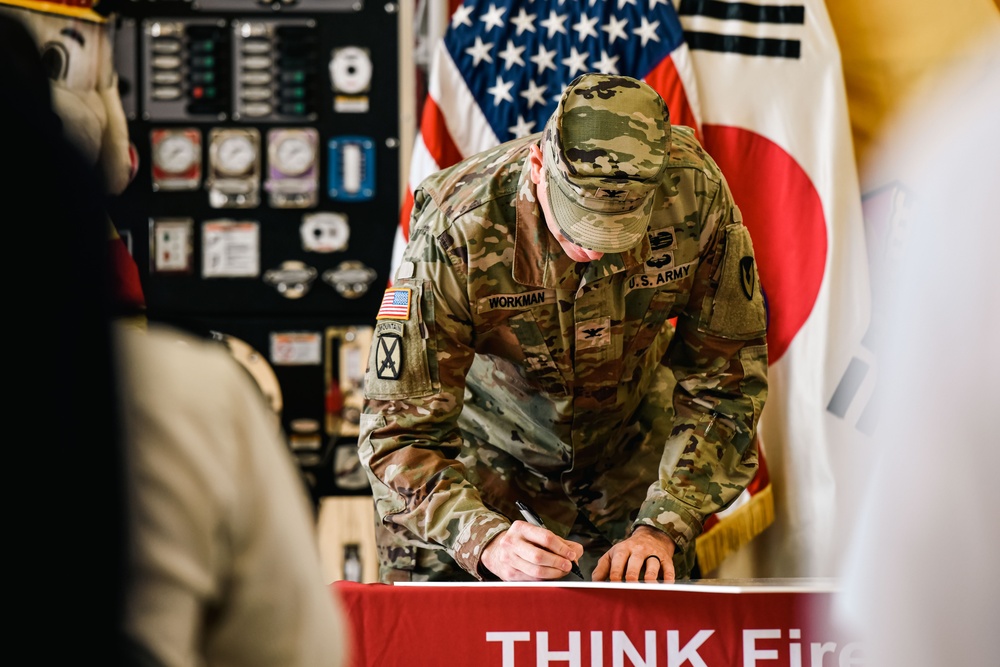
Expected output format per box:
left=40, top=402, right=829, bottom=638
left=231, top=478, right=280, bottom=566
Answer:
left=331, top=579, right=863, bottom=667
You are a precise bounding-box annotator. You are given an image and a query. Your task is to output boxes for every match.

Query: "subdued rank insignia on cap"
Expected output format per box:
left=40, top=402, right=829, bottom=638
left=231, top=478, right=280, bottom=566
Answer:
left=596, top=187, right=628, bottom=200
left=374, top=333, right=402, bottom=380
left=376, top=287, right=411, bottom=320
left=739, top=257, right=756, bottom=300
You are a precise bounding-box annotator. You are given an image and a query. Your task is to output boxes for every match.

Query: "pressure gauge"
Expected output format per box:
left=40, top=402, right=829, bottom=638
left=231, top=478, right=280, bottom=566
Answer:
left=153, top=132, right=198, bottom=174
left=271, top=131, right=317, bottom=177
left=151, top=128, right=201, bottom=192
left=214, top=132, right=257, bottom=176
left=206, top=129, right=261, bottom=208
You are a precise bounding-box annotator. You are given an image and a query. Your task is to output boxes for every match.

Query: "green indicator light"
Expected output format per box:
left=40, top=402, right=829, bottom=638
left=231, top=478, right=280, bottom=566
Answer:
left=281, top=102, right=307, bottom=115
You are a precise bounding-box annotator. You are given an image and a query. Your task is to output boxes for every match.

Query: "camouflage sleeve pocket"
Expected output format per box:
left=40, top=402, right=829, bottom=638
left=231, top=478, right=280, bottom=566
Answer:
left=699, top=224, right=767, bottom=340
left=357, top=413, right=406, bottom=518
left=364, top=282, right=435, bottom=399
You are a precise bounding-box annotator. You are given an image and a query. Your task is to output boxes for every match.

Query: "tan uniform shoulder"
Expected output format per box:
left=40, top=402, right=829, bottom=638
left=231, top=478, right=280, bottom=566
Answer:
left=417, top=134, right=536, bottom=230
left=666, top=124, right=726, bottom=184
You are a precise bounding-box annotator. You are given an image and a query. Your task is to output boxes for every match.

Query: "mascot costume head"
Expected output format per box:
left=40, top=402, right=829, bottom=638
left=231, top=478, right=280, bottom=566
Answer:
left=0, top=0, right=146, bottom=318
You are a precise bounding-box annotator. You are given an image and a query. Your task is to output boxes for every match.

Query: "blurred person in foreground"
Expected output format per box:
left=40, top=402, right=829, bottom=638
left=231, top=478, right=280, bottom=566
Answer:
left=1, top=13, right=349, bottom=666
left=835, top=26, right=1000, bottom=667
left=358, top=73, right=768, bottom=583
left=118, top=321, right=350, bottom=667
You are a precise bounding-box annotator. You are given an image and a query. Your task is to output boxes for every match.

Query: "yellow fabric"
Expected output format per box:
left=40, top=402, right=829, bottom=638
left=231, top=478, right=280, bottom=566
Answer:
left=0, top=0, right=105, bottom=22
left=828, top=0, right=1000, bottom=175
left=696, top=483, right=775, bottom=575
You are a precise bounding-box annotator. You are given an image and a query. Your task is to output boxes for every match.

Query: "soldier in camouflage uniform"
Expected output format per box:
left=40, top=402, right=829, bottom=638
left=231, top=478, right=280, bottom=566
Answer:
left=358, top=73, right=768, bottom=583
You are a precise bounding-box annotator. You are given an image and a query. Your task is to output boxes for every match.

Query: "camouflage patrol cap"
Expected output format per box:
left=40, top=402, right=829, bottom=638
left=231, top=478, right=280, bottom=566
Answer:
left=543, top=73, right=670, bottom=253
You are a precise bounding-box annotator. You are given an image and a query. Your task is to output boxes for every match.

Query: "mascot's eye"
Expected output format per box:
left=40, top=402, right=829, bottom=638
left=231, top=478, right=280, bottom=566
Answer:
left=40, top=43, right=70, bottom=82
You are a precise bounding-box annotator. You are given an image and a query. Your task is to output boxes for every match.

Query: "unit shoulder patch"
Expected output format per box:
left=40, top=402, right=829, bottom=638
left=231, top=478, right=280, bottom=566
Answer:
left=374, top=333, right=403, bottom=380
left=702, top=225, right=767, bottom=339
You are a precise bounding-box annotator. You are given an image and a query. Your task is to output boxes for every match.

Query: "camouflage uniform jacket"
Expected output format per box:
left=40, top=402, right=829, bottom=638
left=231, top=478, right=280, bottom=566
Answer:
left=359, top=125, right=768, bottom=580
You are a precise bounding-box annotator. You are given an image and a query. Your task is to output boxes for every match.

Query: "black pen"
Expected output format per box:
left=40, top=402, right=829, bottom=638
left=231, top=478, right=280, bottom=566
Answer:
left=515, top=501, right=584, bottom=579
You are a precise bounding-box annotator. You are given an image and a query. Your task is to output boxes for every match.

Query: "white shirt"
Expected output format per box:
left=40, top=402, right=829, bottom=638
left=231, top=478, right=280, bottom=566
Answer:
left=119, top=324, right=348, bottom=667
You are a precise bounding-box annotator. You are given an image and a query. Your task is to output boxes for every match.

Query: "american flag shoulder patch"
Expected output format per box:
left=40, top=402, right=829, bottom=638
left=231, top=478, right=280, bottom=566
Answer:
left=377, top=287, right=411, bottom=320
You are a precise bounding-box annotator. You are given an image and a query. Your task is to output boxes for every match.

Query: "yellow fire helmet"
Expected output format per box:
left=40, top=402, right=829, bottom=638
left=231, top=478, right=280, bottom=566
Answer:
left=0, top=0, right=111, bottom=23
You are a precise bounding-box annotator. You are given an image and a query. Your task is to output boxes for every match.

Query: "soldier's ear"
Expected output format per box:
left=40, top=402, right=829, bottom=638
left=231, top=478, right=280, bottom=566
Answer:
left=528, top=142, right=544, bottom=185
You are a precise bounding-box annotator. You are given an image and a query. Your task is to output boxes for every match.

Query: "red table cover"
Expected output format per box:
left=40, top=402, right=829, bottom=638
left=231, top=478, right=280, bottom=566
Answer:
left=331, top=580, right=861, bottom=667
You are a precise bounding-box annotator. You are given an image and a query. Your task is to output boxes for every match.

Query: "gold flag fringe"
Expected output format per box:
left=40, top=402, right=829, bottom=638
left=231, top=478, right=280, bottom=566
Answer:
left=695, top=483, right=775, bottom=575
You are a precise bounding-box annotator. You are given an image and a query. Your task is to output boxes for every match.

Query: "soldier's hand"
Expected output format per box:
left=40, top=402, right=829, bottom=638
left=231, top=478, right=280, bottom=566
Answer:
left=480, top=521, right=584, bottom=581
left=592, top=526, right=677, bottom=583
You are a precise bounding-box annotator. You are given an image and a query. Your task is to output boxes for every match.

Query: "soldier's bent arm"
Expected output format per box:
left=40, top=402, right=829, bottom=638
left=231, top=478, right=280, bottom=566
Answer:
left=357, top=188, right=510, bottom=579
left=631, top=170, right=768, bottom=570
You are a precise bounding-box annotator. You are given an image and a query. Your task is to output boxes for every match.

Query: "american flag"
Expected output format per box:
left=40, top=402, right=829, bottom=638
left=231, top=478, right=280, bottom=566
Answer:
left=390, top=0, right=702, bottom=277
left=376, top=287, right=411, bottom=320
